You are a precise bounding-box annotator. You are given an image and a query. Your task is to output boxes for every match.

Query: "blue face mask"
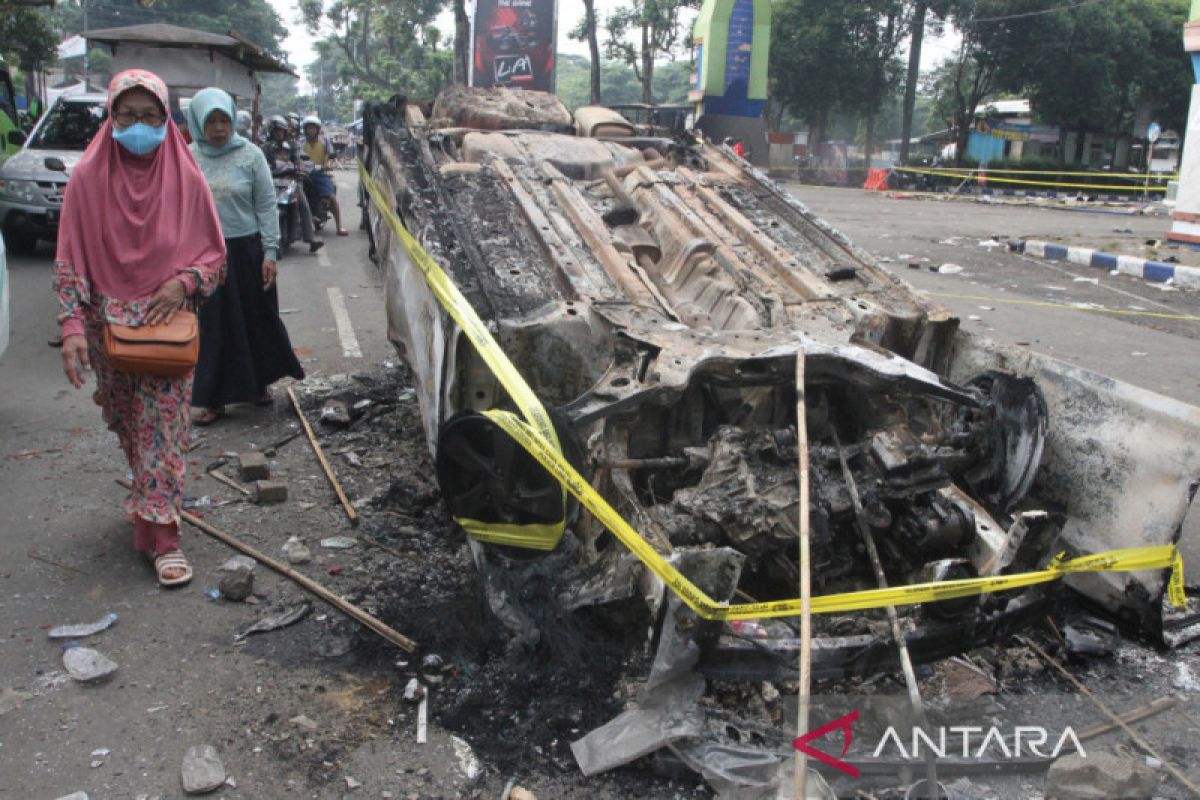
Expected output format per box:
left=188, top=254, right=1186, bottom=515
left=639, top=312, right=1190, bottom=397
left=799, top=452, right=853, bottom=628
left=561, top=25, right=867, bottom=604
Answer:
left=112, top=122, right=167, bottom=156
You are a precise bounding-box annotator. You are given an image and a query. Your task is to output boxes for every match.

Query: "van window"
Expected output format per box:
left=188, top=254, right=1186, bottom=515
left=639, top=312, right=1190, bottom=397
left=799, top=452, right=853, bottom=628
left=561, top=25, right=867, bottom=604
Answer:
left=31, top=101, right=105, bottom=150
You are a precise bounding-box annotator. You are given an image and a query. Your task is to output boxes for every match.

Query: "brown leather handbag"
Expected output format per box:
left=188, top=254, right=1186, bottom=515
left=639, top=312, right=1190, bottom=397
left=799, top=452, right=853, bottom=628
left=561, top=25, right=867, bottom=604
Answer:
left=103, top=311, right=200, bottom=377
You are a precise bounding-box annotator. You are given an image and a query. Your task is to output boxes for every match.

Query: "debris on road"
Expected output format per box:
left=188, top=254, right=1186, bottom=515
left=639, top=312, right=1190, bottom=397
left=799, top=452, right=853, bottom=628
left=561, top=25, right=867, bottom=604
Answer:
left=62, top=647, right=118, bottom=682
left=89, top=747, right=109, bottom=768
left=254, top=479, right=288, bottom=504
left=181, top=744, right=226, bottom=795
left=1045, top=751, right=1157, bottom=800
left=48, top=612, right=118, bottom=640
left=320, top=536, right=358, bottom=549
left=238, top=450, right=270, bottom=481
left=218, top=555, right=256, bottom=573
left=282, top=537, right=312, bottom=564
left=1062, top=615, right=1119, bottom=658
left=289, top=714, right=319, bottom=731
left=451, top=735, right=483, bottom=781
left=217, top=567, right=254, bottom=602
left=234, top=602, right=311, bottom=641
left=938, top=262, right=964, bottom=273
left=0, top=687, right=31, bottom=716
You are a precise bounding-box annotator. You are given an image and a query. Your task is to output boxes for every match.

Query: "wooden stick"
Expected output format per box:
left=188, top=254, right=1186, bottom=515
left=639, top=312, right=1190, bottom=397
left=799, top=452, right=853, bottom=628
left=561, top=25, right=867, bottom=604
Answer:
left=116, top=479, right=415, bottom=652
left=795, top=353, right=812, bottom=800
left=287, top=386, right=359, bottom=526
left=1076, top=696, right=1178, bottom=742
left=1024, top=638, right=1199, bottom=796
left=208, top=467, right=252, bottom=497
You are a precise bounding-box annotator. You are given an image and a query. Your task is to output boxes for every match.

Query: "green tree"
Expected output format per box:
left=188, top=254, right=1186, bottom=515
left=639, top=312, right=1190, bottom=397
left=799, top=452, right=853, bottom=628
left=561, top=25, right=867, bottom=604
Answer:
left=771, top=0, right=908, bottom=163
left=300, top=0, right=450, bottom=98
left=604, top=0, right=698, bottom=105
left=568, top=0, right=603, bottom=104
left=555, top=53, right=692, bottom=109
left=51, top=0, right=288, bottom=57
left=1, top=4, right=58, bottom=101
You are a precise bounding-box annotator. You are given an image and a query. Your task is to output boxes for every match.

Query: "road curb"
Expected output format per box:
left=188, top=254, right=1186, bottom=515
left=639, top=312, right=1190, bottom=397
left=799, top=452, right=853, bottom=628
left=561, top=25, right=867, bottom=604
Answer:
left=1009, top=239, right=1200, bottom=289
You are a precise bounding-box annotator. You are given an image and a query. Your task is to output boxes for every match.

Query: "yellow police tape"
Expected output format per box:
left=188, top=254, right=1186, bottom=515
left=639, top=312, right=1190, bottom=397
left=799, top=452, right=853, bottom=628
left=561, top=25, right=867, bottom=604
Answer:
left=358, top=161, right=565, bottom=550
left=359, top=160, right=1187, bottom=618
left=892, top=165, right=1169, bottom=193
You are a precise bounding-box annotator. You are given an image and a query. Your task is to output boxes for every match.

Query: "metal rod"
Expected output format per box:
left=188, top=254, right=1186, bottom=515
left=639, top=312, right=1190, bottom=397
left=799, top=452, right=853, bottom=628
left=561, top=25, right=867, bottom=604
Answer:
left=287, top=386, right=360, bottom=526
left=832, top=429, right=939, bottom=798
left=795, top=353, right=812, bottom=800
left=599, top=456, right=690, bottom=470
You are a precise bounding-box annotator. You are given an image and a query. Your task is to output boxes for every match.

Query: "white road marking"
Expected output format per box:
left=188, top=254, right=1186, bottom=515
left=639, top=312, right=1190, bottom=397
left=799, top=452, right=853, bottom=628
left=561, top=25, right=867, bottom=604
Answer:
left=317, top=249, right=332, bottom=268
left=326, top=286, right=362, bottom=358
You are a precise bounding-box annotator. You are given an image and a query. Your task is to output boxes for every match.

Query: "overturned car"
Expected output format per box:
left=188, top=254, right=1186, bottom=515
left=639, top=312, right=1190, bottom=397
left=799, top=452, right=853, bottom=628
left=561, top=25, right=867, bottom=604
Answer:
left=360, top=87, right=1200, bottom=793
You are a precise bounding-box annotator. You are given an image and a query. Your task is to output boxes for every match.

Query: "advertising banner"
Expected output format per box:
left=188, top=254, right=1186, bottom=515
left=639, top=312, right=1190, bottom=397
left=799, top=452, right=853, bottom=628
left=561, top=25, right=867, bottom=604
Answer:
left=471, top=0, right=557, bottom=92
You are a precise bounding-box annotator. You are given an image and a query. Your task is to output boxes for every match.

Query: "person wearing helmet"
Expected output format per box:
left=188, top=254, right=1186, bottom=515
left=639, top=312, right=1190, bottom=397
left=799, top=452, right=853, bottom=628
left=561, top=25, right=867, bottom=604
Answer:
left=301, top=115, right=347, bottom=236
left=236, top=109, right=253, bottom=141
left=286, top=112, right=301, bottom=142
left=262, top=115, right=323, bottom=253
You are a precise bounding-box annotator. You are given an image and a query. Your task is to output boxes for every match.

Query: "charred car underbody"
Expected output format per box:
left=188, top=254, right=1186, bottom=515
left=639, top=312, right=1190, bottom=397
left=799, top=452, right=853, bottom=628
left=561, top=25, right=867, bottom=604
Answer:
left=361, top=87, right=1200, bottom=795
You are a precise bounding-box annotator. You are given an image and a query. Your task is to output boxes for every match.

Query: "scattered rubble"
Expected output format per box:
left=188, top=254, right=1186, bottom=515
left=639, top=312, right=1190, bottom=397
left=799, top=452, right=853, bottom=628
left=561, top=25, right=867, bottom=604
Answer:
left=282, top=537, right=311, bottom=565
left=218, top=567, right=254, bottom=602
left=181, top=744, right=226, bottom=795
left=62, top=647, right=118, bottom=682
left=234, top=602, right=311, bottom=641
left=1044, top=750, right=1157, bottom=800
left=238, top=451, right=270, bottom=481
left=48, top=613, right=118, bottom=640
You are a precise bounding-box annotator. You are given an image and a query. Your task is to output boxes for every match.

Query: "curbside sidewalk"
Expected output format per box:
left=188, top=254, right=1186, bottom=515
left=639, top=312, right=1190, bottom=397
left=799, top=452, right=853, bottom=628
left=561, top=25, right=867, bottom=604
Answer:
left=1009, top=239, right=1200, bottom=289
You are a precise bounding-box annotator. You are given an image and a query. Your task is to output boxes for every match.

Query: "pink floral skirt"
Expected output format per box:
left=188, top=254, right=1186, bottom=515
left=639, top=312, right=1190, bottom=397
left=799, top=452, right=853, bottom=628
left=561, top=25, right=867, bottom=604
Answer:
left=87, top=322, right=191, bottom=532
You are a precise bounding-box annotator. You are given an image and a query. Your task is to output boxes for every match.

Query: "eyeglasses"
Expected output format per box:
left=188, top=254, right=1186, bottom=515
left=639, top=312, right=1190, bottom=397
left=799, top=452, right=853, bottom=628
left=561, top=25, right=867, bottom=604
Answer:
left=113, top=110, right=166, bottom=127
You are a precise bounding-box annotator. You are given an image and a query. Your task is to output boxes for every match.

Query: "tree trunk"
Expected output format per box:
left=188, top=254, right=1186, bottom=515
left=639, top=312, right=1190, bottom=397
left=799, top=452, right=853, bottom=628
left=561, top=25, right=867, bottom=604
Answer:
left=864, top=112, right=875, bottom=171
left=453, top=0, right=470, bottom=85
left=899, top=1, right=926, bottom=164
left=583, top=0, right=602, bottom=103
left=954, top=113, right=970, bottom=166
left=641, top=25, right=653, bottom=104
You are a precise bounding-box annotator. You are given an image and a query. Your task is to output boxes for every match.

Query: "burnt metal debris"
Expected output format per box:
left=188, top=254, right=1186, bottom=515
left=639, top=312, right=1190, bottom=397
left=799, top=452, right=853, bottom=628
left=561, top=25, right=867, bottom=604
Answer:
left=360, top=87, right=1200, bottom=795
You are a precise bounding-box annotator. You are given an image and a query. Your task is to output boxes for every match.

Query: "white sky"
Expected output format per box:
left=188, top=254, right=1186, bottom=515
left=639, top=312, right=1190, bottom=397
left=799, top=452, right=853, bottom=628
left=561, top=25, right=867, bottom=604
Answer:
left=268, top=0, right=960, bottom=92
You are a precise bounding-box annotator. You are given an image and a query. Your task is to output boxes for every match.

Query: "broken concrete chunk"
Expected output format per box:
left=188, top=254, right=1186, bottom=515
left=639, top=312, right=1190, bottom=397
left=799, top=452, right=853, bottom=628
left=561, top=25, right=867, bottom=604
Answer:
left=238, top=451, right=270, bottom=481
left=510, top=788, right=537, bottom=800
left=63, top=647, right=118, bottom=682
left=254, top=479, right=288, bottom=504
left=282, top=537, right=311, bottom=564
left=1045, top=751, right=1157, bottom=800
left=218, top=568, right=254, bottom=602
left=450, top=735, right=483, bottom=781
left=403, top=677, right=425, bottom=703
left=290, top=714, right=318, bottom=731
left=345, top=776, right=362, bottom=790
left=219, top=555, right=256, bottom=573
left=320, top=399, right=353, bottom=427
left=181, top=744, right=226, bottom=794
left=54, top=794, right=90, bottom=800
left=320, top=536, right=358, bottom=549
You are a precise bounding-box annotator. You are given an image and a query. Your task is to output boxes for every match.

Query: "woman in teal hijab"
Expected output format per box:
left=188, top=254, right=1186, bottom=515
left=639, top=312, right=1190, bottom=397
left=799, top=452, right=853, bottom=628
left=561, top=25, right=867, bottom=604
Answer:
left=187, top=87, right=303, bottom=425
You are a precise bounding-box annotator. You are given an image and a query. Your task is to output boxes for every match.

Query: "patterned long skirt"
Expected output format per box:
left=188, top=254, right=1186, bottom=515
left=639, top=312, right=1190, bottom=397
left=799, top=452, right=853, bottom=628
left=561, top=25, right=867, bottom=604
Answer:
left=87, top=320, right=190, bottom=530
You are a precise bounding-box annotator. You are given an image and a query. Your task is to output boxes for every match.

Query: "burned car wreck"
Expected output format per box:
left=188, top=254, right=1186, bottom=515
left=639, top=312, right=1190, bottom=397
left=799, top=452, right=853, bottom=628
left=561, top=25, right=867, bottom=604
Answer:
left=360, top=87, right=1200, bottom=794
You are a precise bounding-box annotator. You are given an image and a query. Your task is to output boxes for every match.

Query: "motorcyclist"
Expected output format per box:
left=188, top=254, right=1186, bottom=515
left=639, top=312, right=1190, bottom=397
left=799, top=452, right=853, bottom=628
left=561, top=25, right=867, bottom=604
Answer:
left=236, top=109, right=254, bottom=143
left=301, top=114, right=347, bottom=236
left=262, top=115, right=324, bottom=254
left=287, top=112, right=302, bottom=143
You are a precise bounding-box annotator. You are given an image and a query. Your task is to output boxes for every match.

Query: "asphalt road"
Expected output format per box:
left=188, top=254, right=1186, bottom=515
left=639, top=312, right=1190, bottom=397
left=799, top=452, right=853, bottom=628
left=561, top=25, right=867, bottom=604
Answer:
left=787, top=186, right=1200, bottom=404
left=2, top=174, right=1199, bottom=798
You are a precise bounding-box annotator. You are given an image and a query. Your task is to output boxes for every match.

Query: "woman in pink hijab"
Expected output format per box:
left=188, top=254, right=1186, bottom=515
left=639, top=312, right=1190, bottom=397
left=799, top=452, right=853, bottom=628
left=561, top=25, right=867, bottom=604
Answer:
left=54, top=69, right=226, bottom=587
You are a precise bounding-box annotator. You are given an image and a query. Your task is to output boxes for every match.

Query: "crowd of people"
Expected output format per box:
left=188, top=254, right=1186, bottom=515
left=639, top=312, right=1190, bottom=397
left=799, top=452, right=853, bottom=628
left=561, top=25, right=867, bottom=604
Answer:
left=53, top=69, right=334, bottom=587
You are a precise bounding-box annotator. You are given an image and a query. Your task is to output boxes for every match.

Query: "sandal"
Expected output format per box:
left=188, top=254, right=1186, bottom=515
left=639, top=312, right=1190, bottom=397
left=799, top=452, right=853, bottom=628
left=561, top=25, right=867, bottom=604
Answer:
left=336, top=229, right=349, bottom=237
left=154, top=550, right=193, bottom=587
left=192, top=407, right=225, bottom=426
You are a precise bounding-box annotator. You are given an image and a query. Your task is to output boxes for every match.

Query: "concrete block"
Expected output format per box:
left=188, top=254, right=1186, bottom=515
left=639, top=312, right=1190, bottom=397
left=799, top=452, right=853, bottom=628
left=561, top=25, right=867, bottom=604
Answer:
left=254, top=479, right=288, bottom=504
left=239, top=451, right=271, bottom=481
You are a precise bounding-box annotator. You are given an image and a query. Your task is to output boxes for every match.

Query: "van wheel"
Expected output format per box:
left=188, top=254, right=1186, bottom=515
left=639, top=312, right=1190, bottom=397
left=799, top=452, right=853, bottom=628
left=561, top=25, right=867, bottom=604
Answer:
left=3, top=223, right=38, bottom=256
